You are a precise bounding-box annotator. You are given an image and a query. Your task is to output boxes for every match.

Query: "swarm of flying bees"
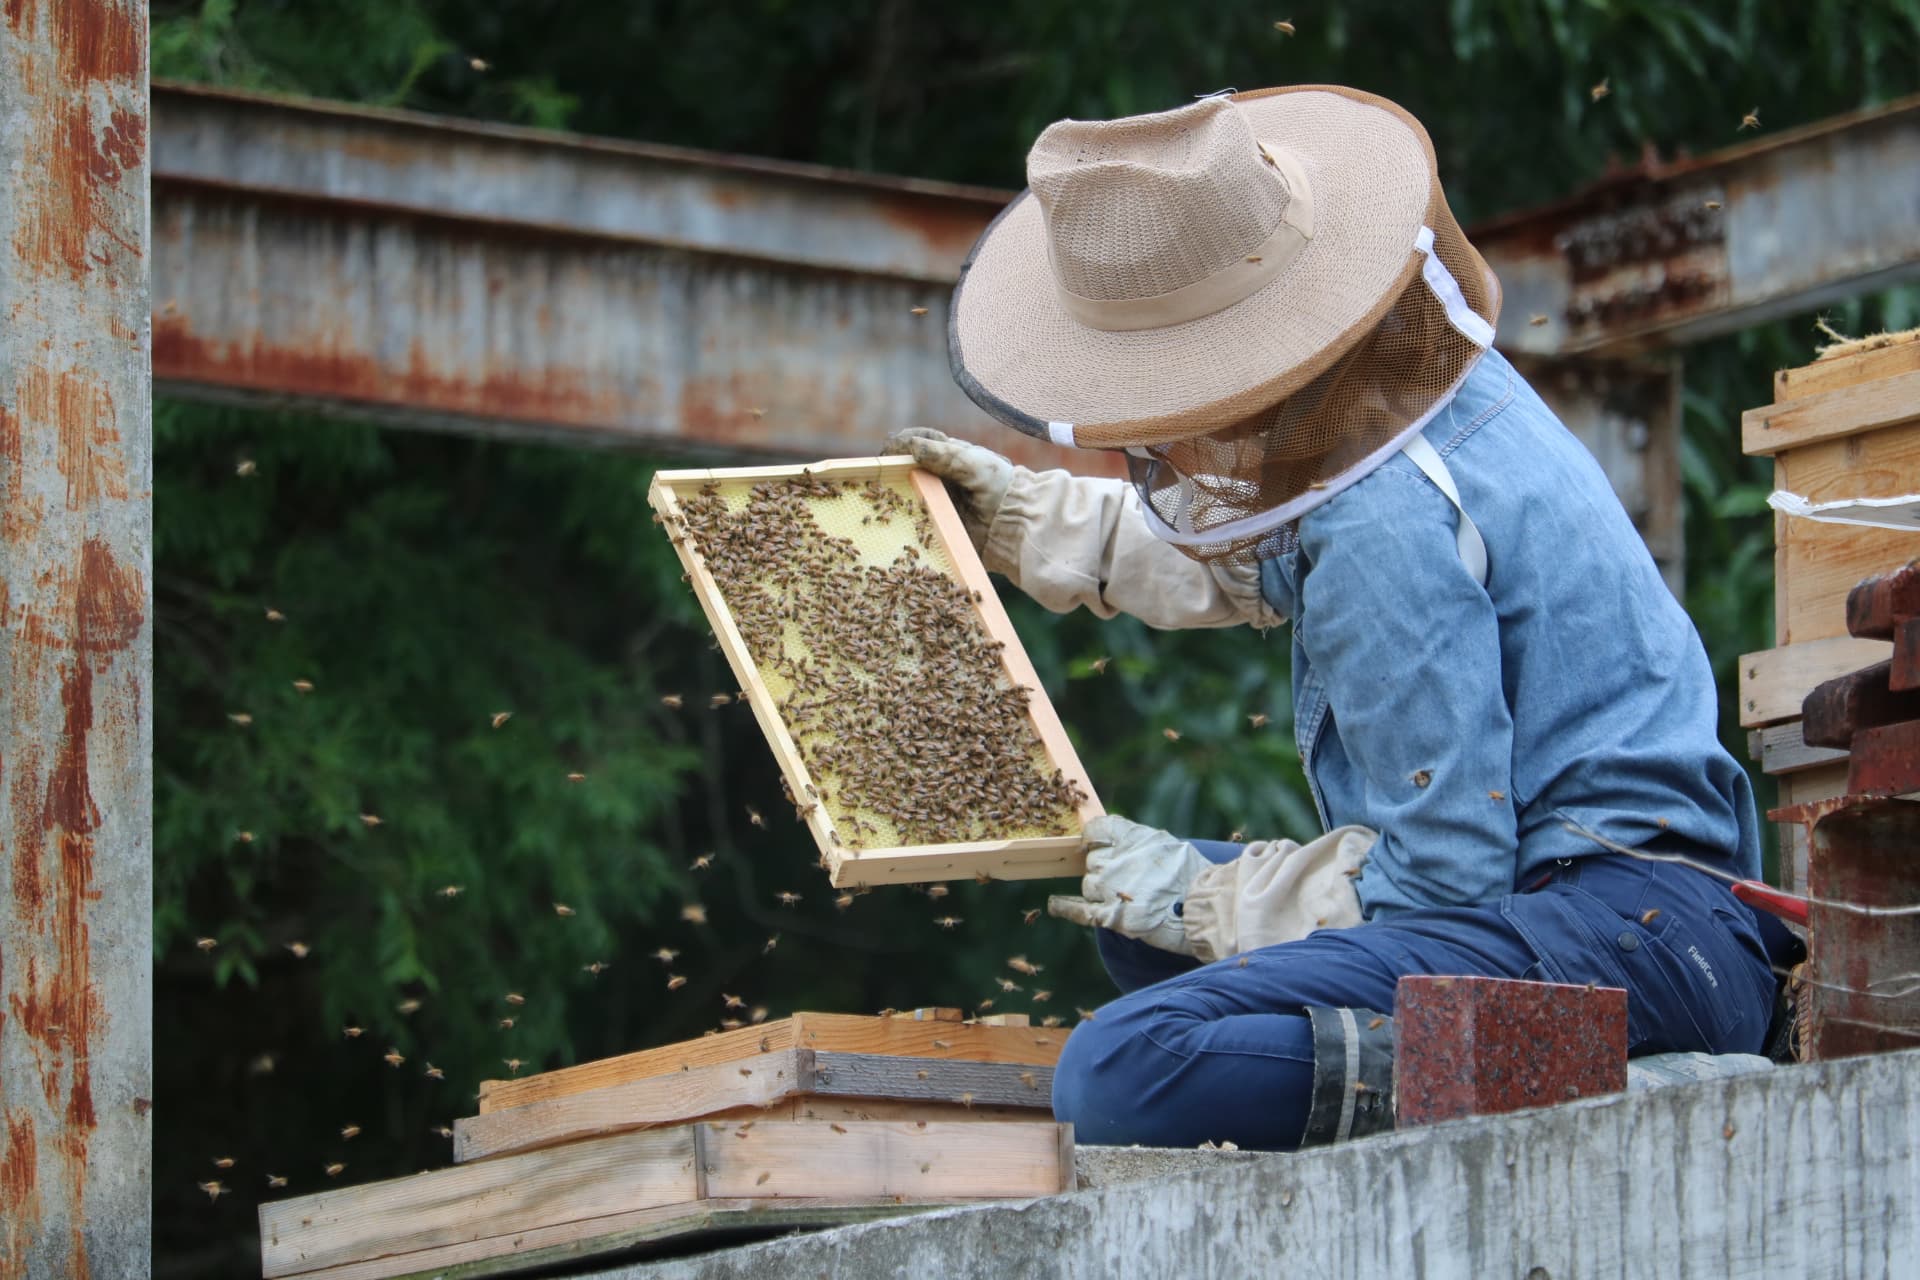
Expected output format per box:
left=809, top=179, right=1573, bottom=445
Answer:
left=669, top=476, right=1085, bottom=850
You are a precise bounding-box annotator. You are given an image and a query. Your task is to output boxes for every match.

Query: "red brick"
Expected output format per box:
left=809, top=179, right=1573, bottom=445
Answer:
left=1394, top=975, right=1627, bottom=1127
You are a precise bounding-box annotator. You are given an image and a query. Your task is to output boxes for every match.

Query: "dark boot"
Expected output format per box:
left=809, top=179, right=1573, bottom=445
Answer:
left=1299, top=1005, right=1396, bottom=1146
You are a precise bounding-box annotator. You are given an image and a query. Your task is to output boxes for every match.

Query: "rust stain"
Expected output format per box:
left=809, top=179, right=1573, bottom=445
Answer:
left=54, top=372, right=126, bottom=510
left=9, top=0, right=144, bottom=282
left=9, top=748, right=45, bottom=918
left=877, top=194, right=996, bottom=263
left=151, top=317, right=625, bottom=428
left=2, top=0, right=34, bottom=33
left=0, top=1110, right=41, bottom=1270
left=0, top=400, right=18, bottom=467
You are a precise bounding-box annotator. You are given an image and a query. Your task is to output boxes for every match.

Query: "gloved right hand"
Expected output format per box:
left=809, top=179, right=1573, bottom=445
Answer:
left=882, top=428, right=1014, bottom=552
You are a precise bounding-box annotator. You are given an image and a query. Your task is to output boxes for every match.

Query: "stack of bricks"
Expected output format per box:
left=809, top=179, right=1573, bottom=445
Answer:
left=1790, top=560, right=1920, bottom=1060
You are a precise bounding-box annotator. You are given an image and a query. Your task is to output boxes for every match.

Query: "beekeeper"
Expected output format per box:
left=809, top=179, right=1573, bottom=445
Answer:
left=887, top=86, right=1791, bottom=1150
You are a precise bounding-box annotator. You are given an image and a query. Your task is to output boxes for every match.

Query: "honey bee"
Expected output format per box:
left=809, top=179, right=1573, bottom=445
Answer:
left=383, top=1049, right=405, bottom=1067
left=1641, top=908, right=1662, bottom=925
left=691, top=853, right=714, bottom=871
left=194, top=937, right=218, bottom=952
left=722, top=994, right=745, bottom=1009
left=1528, top=314, right=1549, bottom=327
left=431, top=1126, right=454, bottom=1139
left=709, top=693, right=733, bottom=708
left=1489, top=790, right=1506, bottom=802
left=438, top=885, right=464, bottom=899
left=424, top=1064, right=444, bottom=1080
left=1007, top=956, right=1041, bottom=976
left=291, top=679, right=314, bottom=694
left=776, top=891, right=802, bottom=907
left=498, top=1017, right=515, bottom=1030
left=469, top=56, right=491, bottom=71
left=359, top=813, right=382, bottom=827
left=1703, top=200, right=1722, bottom=212
left=504, top=992, right=526, bottom=1006
left=1740, top=107, right=1761, bottom=131
left=212, top=1156, right=235, bottom=1169
left=996, top=978, right=1020, bottom=993
left=661, top=694, right=684, bottom=709
left=339, top=1124, right=361, bottom=1141
left=198, top=1180, right=227, bottom=1202
left=667, top=974, right=688, bottom=990
left=583, top=961, right=611, bottom=976
left=1022, top=908, right=1041, bottom=925
left=566, top=772, right=587, bottom=783
left=1033, top=990, right=1052, bottom=1002
left=1162, top=728, right=1181, bottom=742
left=491, top=711, right=512, bottom=729
left=235, top=459, right=257, bottom=477
left=933, top=916, right=963, bottom=930
left=682, top=904, right=709, bottom=925
left=266, top=1174, right=288, bottom=1189
left=751, top=1006, right=770, bottom=1024
left=554, top=902, right=575, bottom=917
left=1019, top=1071, right=1039, bottom=1090
left=1272, top=18, right=1295, bottom=35
left=283, top=940, right=309, bottom=959
left=763, top=934, right=780, bottom=954
left=652, top=947, right=680, bottom=965
left=1041, top=1015, right=1063, bottom=1028
left=1590, top=77, right=1610, bottom=103
left=834, top=892, right=854, bottom=910
left=342, top=1025, right=363, bottom=1039
left=1077, top=1008, right=1097, bottom=1021
left=264, top=608, right=285, bottom=622
left=1247, top=713, right=1270, bottom=728
left=925, top=885, right=950, bottom=900
left=746, top=806, right=765, bottom=828
left=227, top=713, right=252, bottom=726
left=235, top=831, right=254, bottom=843
left=324, top=1163, right=346, bottom=1178
left=910, top=306, right=930, bottom=317
left=503, top=1058, right=525, bottom=1075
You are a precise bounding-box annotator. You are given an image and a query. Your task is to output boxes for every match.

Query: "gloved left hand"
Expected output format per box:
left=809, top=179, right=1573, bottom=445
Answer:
left=1047, top=814, right=1210, bottom=956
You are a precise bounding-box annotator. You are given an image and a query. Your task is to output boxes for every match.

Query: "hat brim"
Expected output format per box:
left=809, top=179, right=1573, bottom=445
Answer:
left=951, top=86, right=1440, bottom=447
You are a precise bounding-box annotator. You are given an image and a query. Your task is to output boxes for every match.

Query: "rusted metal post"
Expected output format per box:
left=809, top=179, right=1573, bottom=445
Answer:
left=1805, top=799, right=1920, bottom=1060
left=0, top=1, right=153, bottom=1277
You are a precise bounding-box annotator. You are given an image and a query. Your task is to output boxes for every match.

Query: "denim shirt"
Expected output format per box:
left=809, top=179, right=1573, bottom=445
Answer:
left=1256, top=348, right=1760, bottom=920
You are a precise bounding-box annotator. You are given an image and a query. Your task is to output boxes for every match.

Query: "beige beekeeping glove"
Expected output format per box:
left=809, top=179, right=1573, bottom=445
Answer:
left=1181, top=826, right=1377, bottom=963
left=887, top=429, right=1282, bottom=632
left=1046, top=814, right=1211, bottom=956
left=883, top=428, right=1014, bottom=551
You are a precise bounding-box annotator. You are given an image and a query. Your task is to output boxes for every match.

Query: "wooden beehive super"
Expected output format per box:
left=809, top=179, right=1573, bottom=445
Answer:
left=1739, top=332, right=1920, bottom=892
left=647, top=456, right=1101, bottom=886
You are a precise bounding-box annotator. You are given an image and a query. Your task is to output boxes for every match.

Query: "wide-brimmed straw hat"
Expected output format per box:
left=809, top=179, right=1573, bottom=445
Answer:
left=950, top=86, right=1470, bottom=450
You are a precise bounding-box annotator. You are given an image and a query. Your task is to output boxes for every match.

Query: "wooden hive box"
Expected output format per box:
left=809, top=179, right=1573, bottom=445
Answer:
left=647, top=456, right=1102, bottom=887
left=459, top=1010, right=1067, bottom=1163
left=1740, top=334, right=1920, bottom=891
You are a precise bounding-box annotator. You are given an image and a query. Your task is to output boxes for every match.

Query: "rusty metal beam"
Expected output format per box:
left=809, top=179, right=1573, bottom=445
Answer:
left=1478, top=92, right=1920, bottom=357
left=150, top=83, right=1111, bottom=475
left=0, top=1, right=153, bottom=1277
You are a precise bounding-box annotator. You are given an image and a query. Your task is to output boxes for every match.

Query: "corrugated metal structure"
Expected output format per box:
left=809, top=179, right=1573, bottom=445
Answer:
left=1475, top=91, right=1920, bottom=357
left=149, top=82, right=1110, bottom=476
left=0, top=1, right=153, bottom=1278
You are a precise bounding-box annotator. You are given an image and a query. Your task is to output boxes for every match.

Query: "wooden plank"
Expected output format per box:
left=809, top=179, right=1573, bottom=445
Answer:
left=479, top=1012, right=1066, bottom=1112
left=1748, top=722, right=1850, bottom=776
left=258, top=1127, right=699, bottom=1278
left=295, top=1198, right=952, bottom=1280
left=1774, top=428, right=1920, bottom=645
left=456, top=1050, right=1051, bottom=1164
left=1774, top=337, right=1920, bottom=401
left=699, top=1119, right=1072, bottom=1201
left=647, top=456, right=1101, bottom=885
left=1739, top=637, right=1891, bottom=727
left=455, top=1050, right=812, bottom=1163
left=809, top=1053, right=1052, bottom=1109
left=783, top=1098, right=1041, bottom=1125
left=1741, top=368, right=1920, bottom=455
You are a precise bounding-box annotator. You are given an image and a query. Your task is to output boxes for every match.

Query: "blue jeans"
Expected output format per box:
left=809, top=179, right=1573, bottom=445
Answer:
left=1054, top=844, right=1779, bottom=1150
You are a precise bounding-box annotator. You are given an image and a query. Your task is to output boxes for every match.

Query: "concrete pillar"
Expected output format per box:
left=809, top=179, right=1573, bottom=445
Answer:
left=0, top=1, right=153, bottom=1275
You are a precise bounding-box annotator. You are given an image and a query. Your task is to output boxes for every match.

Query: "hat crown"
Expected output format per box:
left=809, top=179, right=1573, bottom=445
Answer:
left=1027, top=97, right=1298, bottom=303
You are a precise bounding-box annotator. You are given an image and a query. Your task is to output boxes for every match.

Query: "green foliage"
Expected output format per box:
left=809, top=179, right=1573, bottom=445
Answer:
left=145, top=3, right=1919, bottom=1271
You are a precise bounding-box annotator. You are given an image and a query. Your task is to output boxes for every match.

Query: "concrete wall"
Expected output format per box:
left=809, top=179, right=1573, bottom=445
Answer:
left=605, top=1047, right=1920, bottom=1279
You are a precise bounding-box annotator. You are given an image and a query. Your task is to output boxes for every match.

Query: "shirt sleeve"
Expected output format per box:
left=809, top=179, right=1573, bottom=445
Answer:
left=980, top=467, right=1285, bottom=631
left=1295, top=464, right=1519, bottom=916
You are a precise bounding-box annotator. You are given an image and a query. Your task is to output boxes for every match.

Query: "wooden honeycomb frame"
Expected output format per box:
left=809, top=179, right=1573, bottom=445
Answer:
left=647, top=455, right=1101, bottom=886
